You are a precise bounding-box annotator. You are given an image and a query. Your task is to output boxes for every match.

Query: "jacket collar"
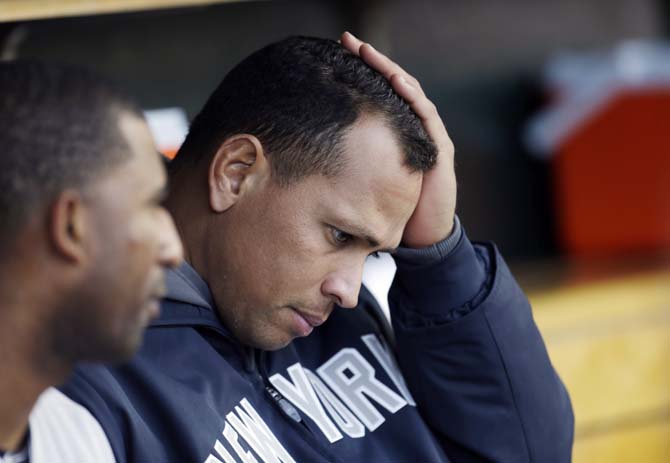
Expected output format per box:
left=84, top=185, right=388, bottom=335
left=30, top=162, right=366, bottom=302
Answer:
left=152, top=262, right=228, bottom=334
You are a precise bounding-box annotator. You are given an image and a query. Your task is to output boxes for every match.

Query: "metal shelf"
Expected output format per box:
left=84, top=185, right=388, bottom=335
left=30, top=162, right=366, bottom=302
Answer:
left=0, top=0, right=248, bottom=23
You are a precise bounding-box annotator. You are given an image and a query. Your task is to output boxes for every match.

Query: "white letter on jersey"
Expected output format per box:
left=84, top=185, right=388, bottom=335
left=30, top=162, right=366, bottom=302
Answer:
left=303, top=369, right=365, bottom=439
left=226, top=398, right=296, bottom=463
left=222, top=422, right=258, bottom=463
left=270, top=363, right=343, bottom=443
left=203, top=439, right=237, bottom=463
left=317, top=348, right=407, bottom=431
left=361, top=334, right=416, bottom=406
left=214, top=439, right=238, bottom=463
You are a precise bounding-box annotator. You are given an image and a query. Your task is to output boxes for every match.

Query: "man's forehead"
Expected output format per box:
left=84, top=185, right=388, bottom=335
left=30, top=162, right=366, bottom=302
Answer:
left=115, top=113, right=167, bottom=192
left=338, top=115, right=420, bottom=186
left=303, top=124, right=422, bottom=249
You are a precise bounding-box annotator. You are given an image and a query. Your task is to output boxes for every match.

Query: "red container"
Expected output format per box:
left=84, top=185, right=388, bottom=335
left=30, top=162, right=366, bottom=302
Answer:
left=553, top=89, right=670, bottom=256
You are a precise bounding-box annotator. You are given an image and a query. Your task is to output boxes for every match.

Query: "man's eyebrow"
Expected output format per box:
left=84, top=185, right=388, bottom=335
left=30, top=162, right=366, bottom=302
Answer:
left=336, top=220, right=398, bottom=253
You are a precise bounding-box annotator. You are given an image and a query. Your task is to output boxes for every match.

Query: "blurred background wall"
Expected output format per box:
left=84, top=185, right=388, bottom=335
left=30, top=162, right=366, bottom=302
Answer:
left=1, top=0, right=666, bottom=260
left=1, top=1, right=669, bottom=461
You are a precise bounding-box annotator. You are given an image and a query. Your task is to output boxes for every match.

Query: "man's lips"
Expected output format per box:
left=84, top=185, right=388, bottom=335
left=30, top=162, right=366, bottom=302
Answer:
left=291, top=308, right=328, bottom=327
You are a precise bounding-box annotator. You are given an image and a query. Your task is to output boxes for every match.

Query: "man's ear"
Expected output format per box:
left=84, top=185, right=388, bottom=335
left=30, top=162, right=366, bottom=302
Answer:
left=48, top=190, right=88, bottom=264
left=208, top=134, right=269, bottom=212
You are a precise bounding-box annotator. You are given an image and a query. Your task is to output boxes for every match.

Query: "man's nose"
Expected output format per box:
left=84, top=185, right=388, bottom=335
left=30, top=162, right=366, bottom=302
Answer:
left=157, top=210, right=183, bottom=268
left=321, top=261, right=364, bottom=309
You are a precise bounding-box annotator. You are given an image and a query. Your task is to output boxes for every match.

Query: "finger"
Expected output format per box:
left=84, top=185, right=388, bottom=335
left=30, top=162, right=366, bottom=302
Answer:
left=340, top=31, right=364, bottom=56
left=341, top=33, right=447, bottom=147
left=391, top=75, right=450, bottom=145
left=390, top=75, right=433, bottom=117
left=358, top=43, right=401, bottom=81
left=341, top=32, right=424, bottom=94
left=359, top=44, right=425, bottom=97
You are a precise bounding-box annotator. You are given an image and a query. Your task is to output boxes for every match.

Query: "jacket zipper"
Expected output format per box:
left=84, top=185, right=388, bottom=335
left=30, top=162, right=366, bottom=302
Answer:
left=204, top=324, right=342, bottom=462
left=255, top=349, right=342, bottom=463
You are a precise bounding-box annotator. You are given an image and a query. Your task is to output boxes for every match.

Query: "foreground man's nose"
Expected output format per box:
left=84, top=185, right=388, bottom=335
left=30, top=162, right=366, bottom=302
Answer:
left=158, top=210, right=184, bottom=268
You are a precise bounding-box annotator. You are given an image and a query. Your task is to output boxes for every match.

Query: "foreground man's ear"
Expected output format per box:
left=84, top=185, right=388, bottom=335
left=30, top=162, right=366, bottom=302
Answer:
left=208, top=134, right=268, bottom=212
left=49, top=190, right=88, bottom=264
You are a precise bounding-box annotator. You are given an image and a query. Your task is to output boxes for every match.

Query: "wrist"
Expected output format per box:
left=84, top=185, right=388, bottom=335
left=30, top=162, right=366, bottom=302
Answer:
left=402, top=215, right=456, bottom=249
left=393, top=216, right=462, bottom=268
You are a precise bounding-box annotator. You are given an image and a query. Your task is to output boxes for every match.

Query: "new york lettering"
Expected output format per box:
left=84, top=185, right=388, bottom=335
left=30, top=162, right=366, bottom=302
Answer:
left=204, top=334, right=414, bottom=462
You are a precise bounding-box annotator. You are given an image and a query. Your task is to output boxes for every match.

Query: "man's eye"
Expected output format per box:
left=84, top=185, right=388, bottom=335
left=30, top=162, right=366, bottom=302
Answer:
left=331, top=227, right=353, bottom=245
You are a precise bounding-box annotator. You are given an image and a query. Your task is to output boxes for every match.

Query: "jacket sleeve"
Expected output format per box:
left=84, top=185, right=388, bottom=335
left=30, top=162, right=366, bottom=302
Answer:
left=388, top=227, right=574, bottom=462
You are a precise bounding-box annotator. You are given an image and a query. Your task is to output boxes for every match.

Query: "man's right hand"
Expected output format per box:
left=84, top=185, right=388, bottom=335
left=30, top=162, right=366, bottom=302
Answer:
left=340, top=31, right=457, bottom=249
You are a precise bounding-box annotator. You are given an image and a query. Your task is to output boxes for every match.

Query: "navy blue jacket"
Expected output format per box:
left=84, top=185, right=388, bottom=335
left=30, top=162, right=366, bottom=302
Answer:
left=61, top=230, right=573, bottom=463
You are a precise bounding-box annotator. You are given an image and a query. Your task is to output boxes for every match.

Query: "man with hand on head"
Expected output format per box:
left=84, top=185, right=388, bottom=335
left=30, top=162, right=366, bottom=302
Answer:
left=60, top=33, right=573, bottom=462
left=0, top=61, right=182, bottom=463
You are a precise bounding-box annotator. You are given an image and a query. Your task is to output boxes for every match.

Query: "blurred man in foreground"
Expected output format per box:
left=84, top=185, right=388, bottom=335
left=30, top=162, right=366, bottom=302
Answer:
left=0, top=61, right=182, bottom=462
left=61, top=33, right=574, bottom=462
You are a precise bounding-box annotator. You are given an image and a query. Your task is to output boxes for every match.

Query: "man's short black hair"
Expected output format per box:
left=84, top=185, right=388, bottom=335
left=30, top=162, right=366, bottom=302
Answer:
left=0, top=60, right=142, bottom=250
left=171, top=36, right=437, bottom=184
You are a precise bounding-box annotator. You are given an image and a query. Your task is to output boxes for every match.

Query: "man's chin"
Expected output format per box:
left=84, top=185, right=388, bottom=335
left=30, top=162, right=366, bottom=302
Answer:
left=237, top=328, right=296, bottom=352
left=98, top=316, right=151, bottom=364
left=70, top=332, right=143, bottom=365
left=101, top=333, right=145, bottom=364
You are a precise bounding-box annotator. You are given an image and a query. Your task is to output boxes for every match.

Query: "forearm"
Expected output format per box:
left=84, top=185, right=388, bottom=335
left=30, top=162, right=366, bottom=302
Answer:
left=390, top=224, right=574, bottom=462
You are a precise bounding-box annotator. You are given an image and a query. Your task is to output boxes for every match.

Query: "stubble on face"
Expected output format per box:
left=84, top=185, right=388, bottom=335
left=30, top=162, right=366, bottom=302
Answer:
left=49, top=112, right=176, bottom=365
left=205, top=114, right=422, bottom=351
